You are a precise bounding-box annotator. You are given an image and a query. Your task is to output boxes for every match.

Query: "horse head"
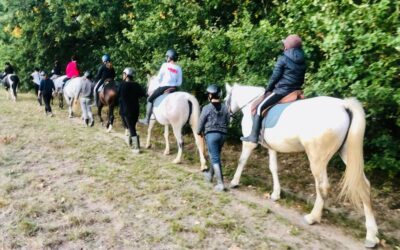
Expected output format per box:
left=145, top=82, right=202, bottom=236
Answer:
left=147, top=75, right=159, bottom=96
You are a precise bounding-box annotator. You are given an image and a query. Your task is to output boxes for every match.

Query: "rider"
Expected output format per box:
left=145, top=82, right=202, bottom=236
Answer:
left=63, top=55, right=80, bottom=87
left=241, top=34, right=307, bottom=144
left=119, top=67, right=146, bottom=154
left=198, top=84, right=230, bottom=192
left=93, top=54, right=116, bottom=107
left=139, top=49, right=182, bottom=125
left=51, top=60, right=62, bottom=77
left=1, top=62, right=15, bottom=79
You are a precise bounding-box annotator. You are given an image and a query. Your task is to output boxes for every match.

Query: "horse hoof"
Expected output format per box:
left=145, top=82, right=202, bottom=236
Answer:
left=145, top=144, right=151, bottom=149
left=270, top=193, right=281, bottom=201
left=172, top=159, right=181, bottom=164
left=364, top=238, right=379, bottom=248
left=163, top=151, right=170, bottom=155
left=230, top=182, right=240, bottom=189
left=303, top=214, right=318, bottom=225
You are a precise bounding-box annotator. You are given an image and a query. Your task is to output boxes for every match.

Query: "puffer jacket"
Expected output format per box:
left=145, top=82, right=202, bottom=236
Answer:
left=265, top=48, right=306, bottom=96
left=198, top=102, right=230, bottom=135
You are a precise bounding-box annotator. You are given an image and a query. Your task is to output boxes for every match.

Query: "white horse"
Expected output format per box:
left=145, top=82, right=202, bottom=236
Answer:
left=225, top=83, right=379, bottom=248
left=63, top=76, right=92, bottom=118
left=144, top=76, right=206, bottom=170
left=1, top=74, right=19, bottom=102
left=52, top=75, right=67, bottom=108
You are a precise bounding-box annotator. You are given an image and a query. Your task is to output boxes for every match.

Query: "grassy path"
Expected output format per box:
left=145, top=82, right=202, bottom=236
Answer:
left=1, top=93, right=366, bottom=249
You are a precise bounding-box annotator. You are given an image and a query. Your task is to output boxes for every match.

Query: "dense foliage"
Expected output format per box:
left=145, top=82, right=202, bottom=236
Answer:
left=0, top=0, right=399, bottom=176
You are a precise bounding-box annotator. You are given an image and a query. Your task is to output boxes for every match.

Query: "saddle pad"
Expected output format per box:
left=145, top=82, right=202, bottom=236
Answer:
left=262, top=102, right=292, bottom=129
left=153, top=94, right=169, bottom=108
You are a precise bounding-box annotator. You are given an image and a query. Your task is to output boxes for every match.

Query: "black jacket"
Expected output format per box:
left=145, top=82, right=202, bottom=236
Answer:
left=119, top=81, right=146, bottom=117
left=4, top=65, right=14, bottom=75
left=95, top=64, right=116, bottom=82
left=39, top=79, right=55, bottom=95
left=266, top=48, right=306, bottom=96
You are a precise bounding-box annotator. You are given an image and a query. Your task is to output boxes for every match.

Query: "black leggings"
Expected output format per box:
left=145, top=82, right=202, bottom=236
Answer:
left=256, top=92, right=284, bottom=115
left=122, top=115, right=138, bottom=137
left=43, top=94, right=52, bottom=113
left=148, top=86, right=176, bottom=103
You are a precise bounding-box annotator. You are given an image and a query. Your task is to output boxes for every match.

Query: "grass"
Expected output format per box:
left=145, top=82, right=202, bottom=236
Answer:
left=0, top=92, right=396, bottom=249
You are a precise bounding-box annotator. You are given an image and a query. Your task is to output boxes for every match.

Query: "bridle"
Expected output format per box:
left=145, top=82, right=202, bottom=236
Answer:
left=225, top=88, right=263, bottom=117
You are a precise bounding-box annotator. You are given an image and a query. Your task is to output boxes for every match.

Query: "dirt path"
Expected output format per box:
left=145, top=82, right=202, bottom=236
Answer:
left=0, top=93, right=373, bottom=249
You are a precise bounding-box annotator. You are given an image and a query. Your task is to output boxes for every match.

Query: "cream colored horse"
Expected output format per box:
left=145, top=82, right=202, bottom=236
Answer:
left=144, top=76, right=206, bottom=170
left=225, top=83, right=379, bottom=248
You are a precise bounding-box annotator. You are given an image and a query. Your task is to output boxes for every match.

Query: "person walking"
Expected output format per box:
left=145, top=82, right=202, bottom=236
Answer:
left=38, top=71, right=55, bottom=116
left=31, top=67, right=42, bottom=105
left=78, top=71, right=95, bottom=127
left=119, top=67, right=146, bottom=154
left=198, top=84, right=230, bottom=191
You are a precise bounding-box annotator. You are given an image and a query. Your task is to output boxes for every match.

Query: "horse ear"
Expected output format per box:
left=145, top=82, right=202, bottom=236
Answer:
left=225, top=83, right=232, bottom=93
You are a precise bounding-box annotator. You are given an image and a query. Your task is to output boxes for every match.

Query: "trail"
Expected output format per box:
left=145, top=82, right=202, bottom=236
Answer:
left=0, top=93, right=367, bottom=249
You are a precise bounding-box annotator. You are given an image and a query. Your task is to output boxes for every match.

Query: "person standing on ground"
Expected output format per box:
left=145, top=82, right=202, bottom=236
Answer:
left=119, top=67, right=146, bottom=154
left=31, top=67, right=42, bottom=105
left=38, top=71, right=55, bottom=117
left=78, top=71, right=95, bottom=127
left=198, top=84, right=230, bottom=192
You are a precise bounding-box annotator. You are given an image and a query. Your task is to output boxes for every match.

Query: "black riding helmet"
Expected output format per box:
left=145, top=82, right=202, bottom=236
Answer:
left=206, top=84, right=221, bottom=99
left=165, top=49, right=178, bottom=62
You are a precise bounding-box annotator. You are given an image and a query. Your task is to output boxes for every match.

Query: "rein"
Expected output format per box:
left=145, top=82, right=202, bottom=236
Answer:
left=226, top=91, right=263, bottom=116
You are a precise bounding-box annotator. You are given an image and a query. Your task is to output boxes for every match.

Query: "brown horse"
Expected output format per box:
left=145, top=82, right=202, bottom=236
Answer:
left=97, top=79, right=118, bottom=132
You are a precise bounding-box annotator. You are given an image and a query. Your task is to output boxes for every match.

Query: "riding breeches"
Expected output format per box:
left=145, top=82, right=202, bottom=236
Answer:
left=147, top=86, right=177, bottom=103
left=256, top=92, right=284, bottom=115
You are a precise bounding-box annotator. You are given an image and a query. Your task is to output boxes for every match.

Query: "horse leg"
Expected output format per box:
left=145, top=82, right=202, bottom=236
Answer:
left=191, top=127, right=207, bottom=171
left=107, top=105, right=114, bottom=133
left=304, top=159, right=329, bottom=225
left=98, top=104, right=104, bottom=126
left=68, top=98, right=74, bottom=118
left=163, top=125, right=170, bottom=155
left=145, top=119, right=156, bottom=149
left=12, top=83, right=17, bottom=102
left=59, top=93, right=64, bottom=108
left=268, top=150, right=281, bottom=201
left=171, top=124, right=184, bottom=164
left=230, top=142, right=257, bottom=188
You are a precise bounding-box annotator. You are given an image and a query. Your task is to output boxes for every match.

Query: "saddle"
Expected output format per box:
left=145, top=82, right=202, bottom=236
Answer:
left=163, top=87, right=177, bottom=94
left=251, top=90, right=304, bottom=117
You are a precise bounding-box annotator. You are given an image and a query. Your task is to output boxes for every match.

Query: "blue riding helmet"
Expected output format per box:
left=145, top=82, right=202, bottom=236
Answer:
left=102, top=54, right=110, bottom=62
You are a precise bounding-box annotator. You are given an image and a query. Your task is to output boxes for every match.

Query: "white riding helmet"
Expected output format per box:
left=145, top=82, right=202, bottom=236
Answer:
left=123, top=67, right=135, bottom=77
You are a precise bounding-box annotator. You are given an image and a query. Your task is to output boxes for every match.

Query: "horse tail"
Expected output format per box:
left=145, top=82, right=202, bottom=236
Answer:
left=186, top=94, right=200, bottom=129
left=186, top=93, right=207, bottom=170
left=339, top=97, right=370, bottom=208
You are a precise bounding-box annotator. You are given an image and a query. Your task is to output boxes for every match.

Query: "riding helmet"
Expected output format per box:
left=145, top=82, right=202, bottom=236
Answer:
left=123, top=67, right=135, bottom=77
left=102, top=54, right=111, bottom=62
left=165, top=49, right=178, bottom=62
left=40, top=71, right=47, bottom=77
left=206, top=84, right=221, bottom=98
left=282, top=34, right=302, bottom=50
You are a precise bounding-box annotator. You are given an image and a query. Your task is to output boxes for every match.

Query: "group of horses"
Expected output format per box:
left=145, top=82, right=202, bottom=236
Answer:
left=1, top=73, right=379, bottom=248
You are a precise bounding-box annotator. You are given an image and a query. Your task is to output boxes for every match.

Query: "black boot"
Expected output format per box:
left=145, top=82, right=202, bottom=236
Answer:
left=213, top=163, right=225, bottom=192
left=139, top=102, right=153, bottom=125
left=132, top=135, right=140, bottom=154
left=203, top=165, right=214, bottom=182
left=240, top=114, right=262, bottom=144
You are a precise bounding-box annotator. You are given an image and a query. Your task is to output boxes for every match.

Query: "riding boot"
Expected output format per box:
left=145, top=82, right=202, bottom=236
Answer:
left=125, top=134, right=132, bottom=146
left=240, top=114, right=262, bottom=144
left=213, top=163, right=225, bottom=192
left=203, top=165, right=214, bottom=183
left=132, top=135, right=140, bottom=154
left=139, top=102, right=153, bottom=125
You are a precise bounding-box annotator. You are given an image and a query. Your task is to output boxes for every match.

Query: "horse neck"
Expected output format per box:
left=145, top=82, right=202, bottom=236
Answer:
left=233, top=85, right=264, bottom=111
left=147, top=76, right=159, bottom=95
